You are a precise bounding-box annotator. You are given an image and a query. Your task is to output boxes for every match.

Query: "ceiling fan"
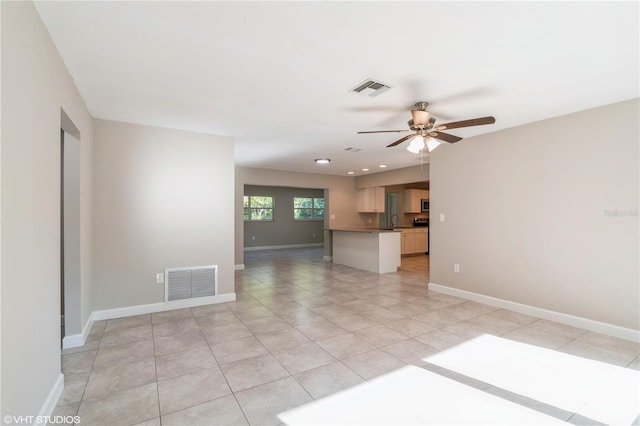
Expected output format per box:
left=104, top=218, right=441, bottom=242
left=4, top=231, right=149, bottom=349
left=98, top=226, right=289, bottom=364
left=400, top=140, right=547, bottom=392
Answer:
left=357, top=102, right=495, bottom=153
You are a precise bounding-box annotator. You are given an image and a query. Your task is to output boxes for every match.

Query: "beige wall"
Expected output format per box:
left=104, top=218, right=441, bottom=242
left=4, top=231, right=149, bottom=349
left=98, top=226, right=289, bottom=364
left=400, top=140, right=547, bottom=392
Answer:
left=244, top=185, right=325, bottom=248
left=92, top=120, right=235, bottom=310
left=1, top=1, right=94, bottom=416
left=430, top=98, right=639, bottom=330
left=235, top=167, right=366, bottom=265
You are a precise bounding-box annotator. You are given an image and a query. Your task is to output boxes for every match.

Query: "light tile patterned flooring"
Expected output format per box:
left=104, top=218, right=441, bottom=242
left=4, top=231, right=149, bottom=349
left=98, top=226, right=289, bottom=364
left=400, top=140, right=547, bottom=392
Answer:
left=56, top=248, right=640, bottom=425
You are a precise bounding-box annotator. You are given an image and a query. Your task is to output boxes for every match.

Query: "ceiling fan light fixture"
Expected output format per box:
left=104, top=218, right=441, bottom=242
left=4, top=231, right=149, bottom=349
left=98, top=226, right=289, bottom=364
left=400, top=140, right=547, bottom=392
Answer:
left=314, top=158, right=331, bottom=164
left=426, top=138, right=442, bottom=152
left=407, top=135, right=425, bottom=153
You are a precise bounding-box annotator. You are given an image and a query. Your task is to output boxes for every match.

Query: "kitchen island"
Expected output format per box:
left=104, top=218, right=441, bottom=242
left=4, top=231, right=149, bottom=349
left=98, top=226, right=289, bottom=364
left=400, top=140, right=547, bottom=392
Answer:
left=330, top=229, right=401, bottom=274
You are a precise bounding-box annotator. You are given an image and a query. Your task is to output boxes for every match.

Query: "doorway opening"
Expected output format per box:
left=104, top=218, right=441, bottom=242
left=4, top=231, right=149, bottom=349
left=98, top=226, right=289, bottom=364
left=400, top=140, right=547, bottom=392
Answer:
left=242, top=184, right=328, bottom=264
left=60, top=110, right=81, bottom=347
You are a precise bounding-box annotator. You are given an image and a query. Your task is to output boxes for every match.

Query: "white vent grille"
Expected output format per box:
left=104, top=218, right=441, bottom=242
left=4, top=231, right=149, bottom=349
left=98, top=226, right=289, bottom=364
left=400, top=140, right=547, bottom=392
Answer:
left=350, top=79, right=391, bottom=97
left=165, top=265, right=217, bottom=302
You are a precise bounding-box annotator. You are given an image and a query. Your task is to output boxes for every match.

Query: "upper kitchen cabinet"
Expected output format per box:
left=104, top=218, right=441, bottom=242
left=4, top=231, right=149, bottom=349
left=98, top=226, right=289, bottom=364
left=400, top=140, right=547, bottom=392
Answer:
left=404, top=189, right=429, bottom=213
left=358, top=187, right=385, bottom=213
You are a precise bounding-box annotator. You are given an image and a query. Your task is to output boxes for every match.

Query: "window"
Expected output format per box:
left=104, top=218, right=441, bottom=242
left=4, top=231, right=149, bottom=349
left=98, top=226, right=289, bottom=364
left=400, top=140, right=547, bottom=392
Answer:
left=294, top=197, right=325, bottom=220
left=244, top=195, right=273, bottom=221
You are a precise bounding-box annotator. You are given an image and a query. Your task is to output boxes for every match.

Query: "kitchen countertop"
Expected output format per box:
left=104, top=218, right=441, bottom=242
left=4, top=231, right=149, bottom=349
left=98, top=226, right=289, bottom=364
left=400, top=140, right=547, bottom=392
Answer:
left=328, top=226, right=428, bottom=233
left=328, top=228, right=400, bottom=233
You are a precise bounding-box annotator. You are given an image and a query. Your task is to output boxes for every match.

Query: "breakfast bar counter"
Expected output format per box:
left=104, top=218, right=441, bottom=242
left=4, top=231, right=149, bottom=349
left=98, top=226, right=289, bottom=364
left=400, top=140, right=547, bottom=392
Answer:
left=330, top=228, right=401, bottom=274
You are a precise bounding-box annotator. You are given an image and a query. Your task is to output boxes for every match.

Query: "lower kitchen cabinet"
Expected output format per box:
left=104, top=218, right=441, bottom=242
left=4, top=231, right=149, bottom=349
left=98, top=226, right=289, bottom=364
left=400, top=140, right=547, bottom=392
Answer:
left=402, top=233, right=415, bottom=254
left=401, top=228, right=428, bottom=255
left=414, top=229, right=428, bottom=252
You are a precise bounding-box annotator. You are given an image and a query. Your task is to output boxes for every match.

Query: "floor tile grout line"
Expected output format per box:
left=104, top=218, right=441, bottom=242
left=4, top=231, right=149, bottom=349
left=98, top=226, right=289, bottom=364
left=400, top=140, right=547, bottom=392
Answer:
left=199, top=328, right=253, bottom=426
left=626, top=354, right=640, bottom=368
left=151, top=332, right=162, bottom=426
left=73, top=333, right=101, bottom=413
left=422, top=362, right=605, bottom=426
left=230, top=390, right=252, bottom=426
left=206, top=303, right=371, bottom=399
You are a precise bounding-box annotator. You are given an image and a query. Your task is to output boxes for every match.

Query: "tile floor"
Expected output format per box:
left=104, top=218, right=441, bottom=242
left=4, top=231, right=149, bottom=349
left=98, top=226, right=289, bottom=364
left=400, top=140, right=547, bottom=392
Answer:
left=55, top=248, right=640, bottom=425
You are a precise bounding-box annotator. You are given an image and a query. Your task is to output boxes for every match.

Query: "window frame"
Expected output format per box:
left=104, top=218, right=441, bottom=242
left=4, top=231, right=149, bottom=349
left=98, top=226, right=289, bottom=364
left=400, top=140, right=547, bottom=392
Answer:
left=293, top=197, right=325, bottom=221
left=243, top=195, right=274, bottom=222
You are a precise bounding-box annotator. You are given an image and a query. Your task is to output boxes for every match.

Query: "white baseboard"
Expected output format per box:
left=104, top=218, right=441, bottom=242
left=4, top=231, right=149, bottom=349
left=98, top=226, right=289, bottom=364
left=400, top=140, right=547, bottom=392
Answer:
left=244, top=243, right=323, bottom=251
left=62, top=312, right=95, bottom=350
left=38, top=373, right=64, bottom=419
left=63, top=293, right=237, bottom=350
left=323, top=255, right=333, bottom=262
left=92, top=293, right=237, bottom=321
left=234, top=264, right=245, bottom=270
left=54, top=293, right=238, bottom=415
left=429, top=283, right=640, bottom=343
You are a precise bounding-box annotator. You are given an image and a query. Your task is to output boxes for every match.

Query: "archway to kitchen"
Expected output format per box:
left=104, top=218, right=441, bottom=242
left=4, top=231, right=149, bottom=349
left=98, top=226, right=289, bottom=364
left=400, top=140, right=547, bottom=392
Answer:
left=234, top=166, right=430, bottom=277
left=234, top=167, right=361, bottom=271
left=379, top=181, right=430, bottom=274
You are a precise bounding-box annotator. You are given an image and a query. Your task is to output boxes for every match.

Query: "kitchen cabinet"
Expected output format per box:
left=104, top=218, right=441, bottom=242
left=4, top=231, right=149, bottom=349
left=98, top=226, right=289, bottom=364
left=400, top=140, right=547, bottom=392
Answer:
left=358, top=187, right=385, bottom=213
left=402, top=232, right=415, bottom=254
left=414, top=228, right=428, bottom=252
left=400, top=228, right=428, bottom=255
left=404, top=189, right=429, bottom=213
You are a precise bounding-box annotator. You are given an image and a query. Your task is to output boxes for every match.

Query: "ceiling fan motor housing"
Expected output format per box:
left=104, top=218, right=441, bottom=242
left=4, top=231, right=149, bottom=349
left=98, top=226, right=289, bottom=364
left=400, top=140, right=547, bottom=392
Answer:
left=411, top=109, right=430, bottom=128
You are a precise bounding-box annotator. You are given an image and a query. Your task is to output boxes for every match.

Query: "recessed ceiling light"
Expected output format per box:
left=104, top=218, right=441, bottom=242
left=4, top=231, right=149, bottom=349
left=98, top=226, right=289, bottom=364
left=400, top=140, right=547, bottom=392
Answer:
left=315, top=158, right=330, bottom=164
left=347, top=171, right=355, bottom=175
left=379, top=164, right=387, bottom=168
left=362, top=168, right=369, bottom=172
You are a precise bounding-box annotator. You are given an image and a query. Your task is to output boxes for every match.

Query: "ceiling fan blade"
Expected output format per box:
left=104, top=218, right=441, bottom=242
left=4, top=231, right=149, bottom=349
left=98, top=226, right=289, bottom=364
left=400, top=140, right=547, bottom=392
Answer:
left=436, top=116, right=496, bottom=131
left=429, top=131, right=463, bottom=143
left=357, top=130, right=411, bottom=134
left=387, top=134, right=415, bottom=147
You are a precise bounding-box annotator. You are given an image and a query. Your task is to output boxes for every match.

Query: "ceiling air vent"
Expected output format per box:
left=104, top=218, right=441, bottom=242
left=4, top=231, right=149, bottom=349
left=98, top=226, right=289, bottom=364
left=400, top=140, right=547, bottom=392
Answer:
left=349, top=79, right=392, bottom=97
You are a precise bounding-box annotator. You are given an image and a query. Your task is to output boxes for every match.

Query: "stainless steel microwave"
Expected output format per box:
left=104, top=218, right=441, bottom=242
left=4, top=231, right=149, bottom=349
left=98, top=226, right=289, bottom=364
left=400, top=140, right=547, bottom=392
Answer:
left=421, top=199, right=429, bottom=212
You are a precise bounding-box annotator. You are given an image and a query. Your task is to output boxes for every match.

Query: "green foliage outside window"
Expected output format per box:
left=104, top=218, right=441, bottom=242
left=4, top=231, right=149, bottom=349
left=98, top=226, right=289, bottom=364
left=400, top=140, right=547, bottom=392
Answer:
left=294, top=197, right=325, bottom=220
left=244, top=195, right=274, bottom=221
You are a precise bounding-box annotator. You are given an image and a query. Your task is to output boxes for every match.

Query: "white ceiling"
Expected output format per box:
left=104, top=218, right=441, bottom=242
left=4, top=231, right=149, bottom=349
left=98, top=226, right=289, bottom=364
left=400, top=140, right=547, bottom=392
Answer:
left=35, top=1, right=639, bottom=176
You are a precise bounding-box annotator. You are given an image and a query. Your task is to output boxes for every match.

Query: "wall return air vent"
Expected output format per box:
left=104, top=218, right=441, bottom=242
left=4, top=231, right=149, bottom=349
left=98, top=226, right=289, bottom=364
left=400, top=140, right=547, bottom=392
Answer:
left=349, top=79, right=392, bottom=97
left=165, top=265, right=217, bottom=302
